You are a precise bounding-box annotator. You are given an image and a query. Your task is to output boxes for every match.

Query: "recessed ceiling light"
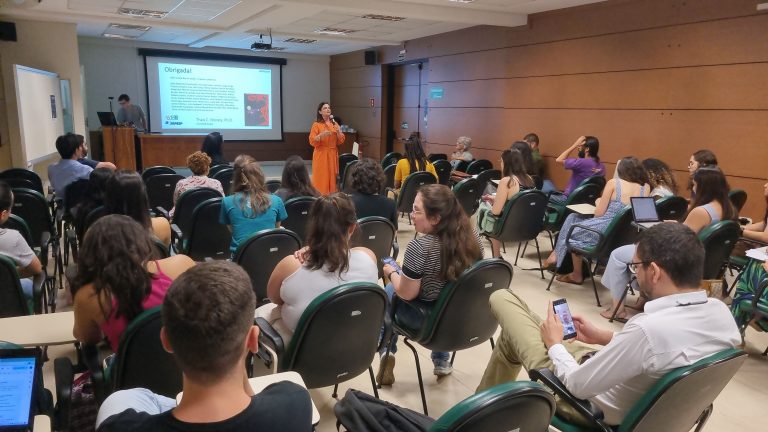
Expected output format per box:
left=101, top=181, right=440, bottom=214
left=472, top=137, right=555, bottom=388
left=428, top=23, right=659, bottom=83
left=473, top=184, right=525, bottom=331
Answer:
left=361, top=14, right=405, bottom=21
left=118, top=8, right=168, bottom=19
left=108, top=23, right=151, bottom=31
left=102, top=33, right=138, bottom=39
left=284, top=38, right=317, bottom=44
left=313, top=27, right=357, bottom=35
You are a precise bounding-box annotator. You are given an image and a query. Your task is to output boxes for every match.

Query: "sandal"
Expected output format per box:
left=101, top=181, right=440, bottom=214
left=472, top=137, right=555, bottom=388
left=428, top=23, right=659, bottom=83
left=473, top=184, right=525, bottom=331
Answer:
left=555, top=274, right=583, bottom=285
left=600, top=308, right=627, bottom=321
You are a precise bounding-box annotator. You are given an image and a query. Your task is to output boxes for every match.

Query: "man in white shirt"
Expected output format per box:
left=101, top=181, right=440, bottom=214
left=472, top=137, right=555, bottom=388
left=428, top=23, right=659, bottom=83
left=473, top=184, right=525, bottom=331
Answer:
left=477, top=223, right=740, bottom=425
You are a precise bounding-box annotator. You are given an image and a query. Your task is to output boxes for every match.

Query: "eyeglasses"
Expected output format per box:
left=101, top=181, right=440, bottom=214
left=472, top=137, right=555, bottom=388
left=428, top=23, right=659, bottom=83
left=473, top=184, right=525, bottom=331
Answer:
left=627, top=261, right=649, bottom=274
left=411, top=208, right=424, bottom=215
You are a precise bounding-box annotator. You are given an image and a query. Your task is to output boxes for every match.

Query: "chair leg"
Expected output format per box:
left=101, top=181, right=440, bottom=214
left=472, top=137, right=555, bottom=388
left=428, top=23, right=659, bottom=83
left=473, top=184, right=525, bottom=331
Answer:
left=332, top=383, right=339, bottom=399
left=610, top=280, right=633, bottom=323
left=513, top=242, right=522, bottom=266
left=368, top=366, right=379, bottom=399
left=693, top=404, right=713, bottom=432
left=586, top=259, right=601, bottom=307
left=762, top=345, right=768, bottom=357
left=403, top=338, right=428, bottom=415
left=489, top=337, right=495, bottom=350
left=521, top=241, right=529, bottom=256
left=534, top=238, right=544, bottom=279
left=501, top=242, right=506, bottom=253
left=449, top=351, right=456, bottom=366
left=546, top=271, right=556, bottom=291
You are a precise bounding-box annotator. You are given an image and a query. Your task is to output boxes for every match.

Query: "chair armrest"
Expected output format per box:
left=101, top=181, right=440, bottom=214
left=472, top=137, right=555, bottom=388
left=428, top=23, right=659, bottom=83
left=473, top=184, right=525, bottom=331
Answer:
left=39, top=232, right=51, bottom=267
left=547, top=190, right=565, bottom=199
left=155, top=206, right=170, bottom=220
left=737, top=237, right=768, bottom=249
left=255, top=317, right=285, bottom=361
left=53, top=357, right=74, bottom=431
left=170, top=223, right=183, bottom=242
left=79, top=343, right=108, bottom=404
left=378, top=308, right=393, bottom=353
left=565, top=223, right=606, bottom=255
left=66, top=229, right=78, bottom=263
left=391, top=240, right=399, bottom=260
left=528, top=368, right=607, bottom=427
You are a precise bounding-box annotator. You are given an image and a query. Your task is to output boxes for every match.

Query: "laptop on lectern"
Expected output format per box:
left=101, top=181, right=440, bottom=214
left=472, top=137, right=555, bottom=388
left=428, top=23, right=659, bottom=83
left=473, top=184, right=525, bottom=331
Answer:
left=0, top=348, right=41, bottom=431
left=97, top=111, right=118, bottom=127
left=631, top=196, right=661, bottom=229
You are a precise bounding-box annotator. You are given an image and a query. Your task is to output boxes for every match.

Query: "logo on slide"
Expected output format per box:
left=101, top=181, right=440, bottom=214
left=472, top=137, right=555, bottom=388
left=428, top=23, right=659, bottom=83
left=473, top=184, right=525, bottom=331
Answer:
left=244, top=94, right=269, bottom=126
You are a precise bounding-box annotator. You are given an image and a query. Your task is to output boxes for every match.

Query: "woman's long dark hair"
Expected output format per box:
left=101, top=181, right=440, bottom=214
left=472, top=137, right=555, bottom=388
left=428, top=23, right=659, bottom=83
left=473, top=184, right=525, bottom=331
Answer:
left=510, top=141, right=535, bottom=176
left=502, top=149, right=534, bottom=189
left=404, top=134, right=428, bottom=173
left=201, top=132, right=223, bottom=161
left=690, top=166, right=736, bottom=221
left=75, top=215, right=155, bottom=321
left=419, top=184, right=481, bottom=281
left=616, top=157, right=649, bottom=186
left=642, top=158, right=678, bottom=195
left=75, top=168, right=113, bottom=241
left=304, top=193, right=357, bottom=274
left=281, top=155, right=319, bottom=197
left=104, top=170, right=151, bottom=229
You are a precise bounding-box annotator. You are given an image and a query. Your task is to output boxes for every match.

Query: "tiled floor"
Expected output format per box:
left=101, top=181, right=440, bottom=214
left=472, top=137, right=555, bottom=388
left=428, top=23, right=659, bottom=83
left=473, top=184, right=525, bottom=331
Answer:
left=41, top=213, right=768, bottom=431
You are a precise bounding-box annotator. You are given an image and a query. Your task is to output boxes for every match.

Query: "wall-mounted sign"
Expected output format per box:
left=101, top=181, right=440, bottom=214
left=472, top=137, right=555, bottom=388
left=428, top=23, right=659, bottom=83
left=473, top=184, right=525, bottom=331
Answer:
left=430, top=87, right=444, bottom=99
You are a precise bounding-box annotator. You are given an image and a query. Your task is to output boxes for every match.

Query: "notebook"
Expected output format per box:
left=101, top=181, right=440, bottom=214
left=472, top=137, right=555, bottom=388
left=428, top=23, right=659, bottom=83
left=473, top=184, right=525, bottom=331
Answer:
left=0, top=348, right=40, bottom=431
left=631, top=196, right=661, bottom=229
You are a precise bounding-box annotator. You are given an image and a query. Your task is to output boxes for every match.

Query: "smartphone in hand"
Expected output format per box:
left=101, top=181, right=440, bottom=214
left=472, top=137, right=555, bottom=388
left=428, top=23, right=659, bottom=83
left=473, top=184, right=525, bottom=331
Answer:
left=381, top=257, right=402, bottom=275
left=553, top=298, right=577, bottom=340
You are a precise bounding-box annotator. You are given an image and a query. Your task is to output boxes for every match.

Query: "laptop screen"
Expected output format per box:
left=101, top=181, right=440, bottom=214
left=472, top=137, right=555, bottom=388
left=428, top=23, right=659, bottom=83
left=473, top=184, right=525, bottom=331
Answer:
left=0, top=350, right=39, bottom=429
left=631, top=197, right=659, bottom=223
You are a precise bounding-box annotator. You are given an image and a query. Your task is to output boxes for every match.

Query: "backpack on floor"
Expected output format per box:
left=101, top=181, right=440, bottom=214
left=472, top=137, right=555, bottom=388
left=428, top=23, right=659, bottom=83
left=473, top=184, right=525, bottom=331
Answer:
left=334, top=389, right=433, bottom=432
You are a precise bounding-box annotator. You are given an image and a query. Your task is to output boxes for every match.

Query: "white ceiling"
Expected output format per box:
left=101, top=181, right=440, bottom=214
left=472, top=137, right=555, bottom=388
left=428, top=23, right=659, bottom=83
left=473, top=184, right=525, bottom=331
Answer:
left=0, top=0, right=608, bottom=55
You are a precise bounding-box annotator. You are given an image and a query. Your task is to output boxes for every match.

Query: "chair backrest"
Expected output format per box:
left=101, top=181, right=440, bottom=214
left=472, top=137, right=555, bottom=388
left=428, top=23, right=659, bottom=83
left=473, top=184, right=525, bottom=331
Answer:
left=474, top=169, right=501, bottom=191
left=698, top=220, right=741, bottom=280
left=233, top=229, right=301, bottom=302
left=2, top=177, right=39, bottom=193
left=429, top=381, right=555, bottom=432
left=454, top=160, right=470, bottom=173
left=577, top=206, right=638, bottom=263
left=655, top=196, right=688, bottom=222
left=141, top=166, right=176, bottom=183
left=466, top=159, right=492, bottom=175
left=338, top=153, right=359, bottom=181
left=0, top=255, right=32, bottom=317
left=265, top=179, right=282, bottom=193
left=184, top=198, right=231, bottom=261
left=433, top=159, right=453, bottom=185
left=493, top=190, right=549, bottom=242
left=619, top=348, right=747, bottom=432
left=63, top=179, right=90, bottom=220
left=452, top=177, right=482, bottom=216
left=0, top=169, right=44, bottom=194
left=283, top=196, right=318, bottom=245
left=1, top=214, right=33, bottom=247
left=396, top=171, right=436, bottom=213
left=207, top=163, right=230, bottom=177
left=172, top=187, right=222, bottom=234
left=283, top=283, right=387, bottom=389
left=11, top=188, right=54, bottom=248
left=351, top=217, right=397, bottom=278
left=145, top=174, right=184, bottom=212
left=82, top=205, right=108, bottom=236
left=564, top=182, right=602, bottom=207
left=417, top=259, right=513, bottom=351
left=382, top=164, right=397, bottom=191
left=211, top=168, right=233, bottom=195
left=428, top=153, right=448, bottom=162
left=579, top=175, right=607, bottom=194
left=728, top=189, right=747, bottom=213
left=381, top=152, right=402, bottom=169
left=340, top=159, right=359, bottom=193
left=112, top=307, right=183, bottom=398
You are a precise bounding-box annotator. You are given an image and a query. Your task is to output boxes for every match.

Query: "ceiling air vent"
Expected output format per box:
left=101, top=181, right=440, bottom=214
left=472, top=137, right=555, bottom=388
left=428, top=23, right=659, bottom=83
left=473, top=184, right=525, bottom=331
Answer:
left=108, top=23, right=151, bottom=31
left=314, top=27, right=357, bottom=35
left=361, top=14, right=405, bottom=21
left=118, top=8, right=168, bottom=19
left=284, top=38, right=317, bottom=44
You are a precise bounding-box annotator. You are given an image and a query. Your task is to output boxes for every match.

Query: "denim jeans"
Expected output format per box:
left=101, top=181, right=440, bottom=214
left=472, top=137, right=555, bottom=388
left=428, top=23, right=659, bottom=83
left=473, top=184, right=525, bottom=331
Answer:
left=380, top=283, right=450, bottom=364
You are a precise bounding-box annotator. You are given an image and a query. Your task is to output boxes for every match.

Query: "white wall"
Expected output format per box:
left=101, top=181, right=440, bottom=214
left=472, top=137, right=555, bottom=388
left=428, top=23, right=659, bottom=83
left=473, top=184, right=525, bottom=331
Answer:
left=78, top=37, right=330, bottom=134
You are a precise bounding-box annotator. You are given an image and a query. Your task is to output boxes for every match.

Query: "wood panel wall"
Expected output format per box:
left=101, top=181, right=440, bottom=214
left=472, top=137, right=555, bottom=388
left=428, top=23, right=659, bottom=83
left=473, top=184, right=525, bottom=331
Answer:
left=330, top=0, right=768, bottom=219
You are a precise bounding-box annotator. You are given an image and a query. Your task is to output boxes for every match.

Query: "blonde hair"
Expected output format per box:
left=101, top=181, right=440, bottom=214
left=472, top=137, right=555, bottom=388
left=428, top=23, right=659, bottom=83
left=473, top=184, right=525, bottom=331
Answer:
left=186, top=151, right=212, bottom=176
left=231, top=158, right=271, bottom=216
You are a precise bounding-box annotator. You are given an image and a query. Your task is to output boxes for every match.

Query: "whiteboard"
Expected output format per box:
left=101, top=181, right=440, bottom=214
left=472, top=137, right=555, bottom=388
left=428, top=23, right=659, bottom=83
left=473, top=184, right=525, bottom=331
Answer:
left=13, top=65, right=64, bottom=164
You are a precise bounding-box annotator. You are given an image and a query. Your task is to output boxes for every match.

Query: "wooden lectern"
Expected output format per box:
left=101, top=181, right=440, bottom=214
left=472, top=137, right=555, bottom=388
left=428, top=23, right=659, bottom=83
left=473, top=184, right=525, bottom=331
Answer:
left=102, top=127, right=137, bottom=170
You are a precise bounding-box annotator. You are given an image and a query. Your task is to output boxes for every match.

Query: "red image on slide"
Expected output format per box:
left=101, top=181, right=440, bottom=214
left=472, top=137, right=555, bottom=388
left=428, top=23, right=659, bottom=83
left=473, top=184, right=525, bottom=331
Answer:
left=244, top=94, right=269, bottom=126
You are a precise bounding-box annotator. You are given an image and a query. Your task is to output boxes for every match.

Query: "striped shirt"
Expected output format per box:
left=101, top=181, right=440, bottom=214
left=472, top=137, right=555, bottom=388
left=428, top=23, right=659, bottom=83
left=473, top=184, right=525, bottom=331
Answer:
left=402, top=229, right=484, bottom=301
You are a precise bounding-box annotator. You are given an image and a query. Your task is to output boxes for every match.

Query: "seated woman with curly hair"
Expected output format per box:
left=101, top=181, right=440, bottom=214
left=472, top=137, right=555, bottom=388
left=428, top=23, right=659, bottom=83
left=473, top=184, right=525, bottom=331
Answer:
left=170, top=151, right=224, bottom=217
left=349, top=158, right=397, bottom=228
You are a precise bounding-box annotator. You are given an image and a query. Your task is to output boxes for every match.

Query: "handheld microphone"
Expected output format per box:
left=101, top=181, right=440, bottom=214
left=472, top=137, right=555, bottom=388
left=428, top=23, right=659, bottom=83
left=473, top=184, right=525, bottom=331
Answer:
left=330, top=114, right=337, bottom=124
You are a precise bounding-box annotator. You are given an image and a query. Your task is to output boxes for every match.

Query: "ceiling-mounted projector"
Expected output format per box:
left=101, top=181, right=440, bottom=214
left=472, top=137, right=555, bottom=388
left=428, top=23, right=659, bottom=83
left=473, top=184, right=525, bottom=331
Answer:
left=251, top=41, right=272, bottom=51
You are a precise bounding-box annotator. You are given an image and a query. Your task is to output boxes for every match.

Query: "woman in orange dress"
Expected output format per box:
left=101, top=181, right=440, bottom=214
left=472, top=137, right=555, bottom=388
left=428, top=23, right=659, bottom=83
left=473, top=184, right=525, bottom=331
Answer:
left=309, top=102, right=345, bottom=194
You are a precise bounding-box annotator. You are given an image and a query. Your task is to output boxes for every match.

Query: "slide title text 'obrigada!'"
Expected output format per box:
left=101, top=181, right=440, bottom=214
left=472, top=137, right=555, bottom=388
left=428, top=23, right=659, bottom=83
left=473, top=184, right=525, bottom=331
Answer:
left=165, top=66, right=192, bottom=74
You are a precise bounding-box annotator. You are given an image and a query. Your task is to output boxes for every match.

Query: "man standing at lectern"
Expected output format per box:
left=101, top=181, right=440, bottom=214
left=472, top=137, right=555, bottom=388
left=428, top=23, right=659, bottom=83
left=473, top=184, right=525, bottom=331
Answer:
left=116, top=94, right=147, bottom=132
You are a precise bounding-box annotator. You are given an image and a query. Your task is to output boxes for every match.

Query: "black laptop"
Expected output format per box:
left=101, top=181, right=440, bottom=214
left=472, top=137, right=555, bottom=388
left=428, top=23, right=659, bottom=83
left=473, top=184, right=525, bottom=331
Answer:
left=0, top=348, right=41, bottom=431
left=96, top=111, right=118, bottom=127
left=631, top=196, right=661, bottom=229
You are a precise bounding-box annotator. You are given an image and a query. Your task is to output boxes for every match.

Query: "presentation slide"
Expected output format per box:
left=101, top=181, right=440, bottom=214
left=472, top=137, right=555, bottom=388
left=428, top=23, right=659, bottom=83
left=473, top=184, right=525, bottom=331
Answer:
left=145, top=56, right=282, bottom=140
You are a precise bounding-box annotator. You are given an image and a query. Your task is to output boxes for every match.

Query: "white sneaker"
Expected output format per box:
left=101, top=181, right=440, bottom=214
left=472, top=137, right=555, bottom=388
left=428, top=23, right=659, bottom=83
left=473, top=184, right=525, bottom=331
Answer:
left=433, top=359, right=453, bottom=377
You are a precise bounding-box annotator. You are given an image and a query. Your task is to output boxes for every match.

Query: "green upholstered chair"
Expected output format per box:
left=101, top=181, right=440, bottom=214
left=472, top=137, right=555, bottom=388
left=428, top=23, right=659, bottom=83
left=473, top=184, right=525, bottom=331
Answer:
left=429, top=381, right=555, bottom=432
left=529, top=348, right=747, bottom=432
left=544, top=178, right=604, bottom=247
